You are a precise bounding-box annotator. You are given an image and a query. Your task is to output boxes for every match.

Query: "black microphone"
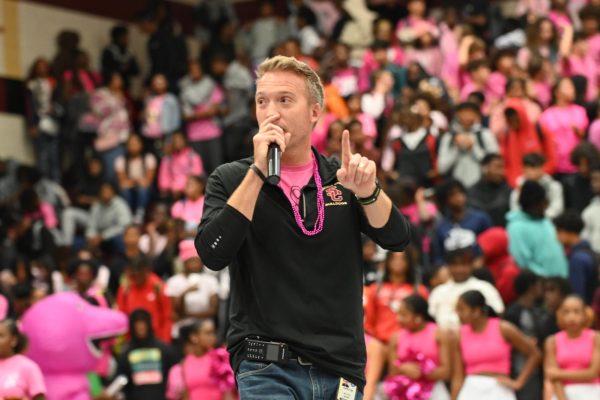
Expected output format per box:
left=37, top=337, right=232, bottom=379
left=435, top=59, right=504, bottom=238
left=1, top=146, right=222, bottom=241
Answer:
left=266, top=143, right=281, bottom=185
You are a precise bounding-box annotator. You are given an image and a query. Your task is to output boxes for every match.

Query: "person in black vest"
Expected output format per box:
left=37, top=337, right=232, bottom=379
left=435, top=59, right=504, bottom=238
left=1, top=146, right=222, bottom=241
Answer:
left=195, top=56, right=411, bottom=399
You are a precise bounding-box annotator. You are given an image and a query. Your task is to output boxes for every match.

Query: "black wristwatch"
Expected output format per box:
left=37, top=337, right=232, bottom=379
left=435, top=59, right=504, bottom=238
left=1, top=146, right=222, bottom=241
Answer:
left=356, top=179, right=382, bottom=206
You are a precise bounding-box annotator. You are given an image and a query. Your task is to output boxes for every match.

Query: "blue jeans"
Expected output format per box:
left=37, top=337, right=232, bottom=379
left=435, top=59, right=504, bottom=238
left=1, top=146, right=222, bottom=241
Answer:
left=35, top=132, right=61, bottom=182
left=236, top=360, right=363, bottom=400
left=121, top=186, right=152, bottom=212
left=99, top=145, right=125, bottom=184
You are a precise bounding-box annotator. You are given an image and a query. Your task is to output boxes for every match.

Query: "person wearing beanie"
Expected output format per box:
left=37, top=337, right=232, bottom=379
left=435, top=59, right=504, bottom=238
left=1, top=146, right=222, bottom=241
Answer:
left=165, top=240, right=219, bottom=340
left=506, top=180, right=568, bottom=277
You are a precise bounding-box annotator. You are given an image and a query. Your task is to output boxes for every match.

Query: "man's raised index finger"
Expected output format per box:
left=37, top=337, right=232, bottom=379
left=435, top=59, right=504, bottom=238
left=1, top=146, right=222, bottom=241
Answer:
left=341, top=129, right=352, bottom=166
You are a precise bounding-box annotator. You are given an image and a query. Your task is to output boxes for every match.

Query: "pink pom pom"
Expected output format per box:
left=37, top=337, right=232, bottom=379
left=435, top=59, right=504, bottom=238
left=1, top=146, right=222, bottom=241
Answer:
left=209, top=348, right=236, bottom=393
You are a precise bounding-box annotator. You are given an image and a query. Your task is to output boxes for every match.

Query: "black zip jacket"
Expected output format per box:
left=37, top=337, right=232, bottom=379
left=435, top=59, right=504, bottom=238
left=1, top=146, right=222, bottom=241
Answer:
left=195, top=149, right=411, bottom=390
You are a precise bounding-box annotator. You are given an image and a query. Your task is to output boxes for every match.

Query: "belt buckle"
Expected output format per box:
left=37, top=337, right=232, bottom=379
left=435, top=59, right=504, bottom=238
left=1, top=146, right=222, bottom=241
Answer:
left=297, top=356, right=312, bottom=366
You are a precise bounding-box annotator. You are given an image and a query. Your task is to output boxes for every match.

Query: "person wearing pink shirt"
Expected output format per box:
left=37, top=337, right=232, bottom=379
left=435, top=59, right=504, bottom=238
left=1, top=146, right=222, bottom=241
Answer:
left=394, top=0, right=431, bottom=40
left=460, top=60, right=502, bottom=115
left=562, top=30, right=599, bottom=103
left=517, top=18, right=560, bottom=71
left=438, top=9, right=461, bottom=96
left=358, top=18, right=403, bottom=93
left=171, top=176, right=206, bottom=238
left=527, top=56, right=554, bottom=108
left=539, top=77, right=589, bottom=175
left=548, top=0, right=572, bottom=34
left=452, top=290, right=541, bottom=399
left=329, top=43, right=359, bottom=98
left=545, top=295, right=600, bottom=399
left=0, top=319, right=46, bottom=400
left=166, top=319, right=235, bottom=400
left=158, top=132, right=204, bottom=199
left=346, top=94, right=377, bottom=147
left=180, top=60, right=225, bottom=175
left=403, top=21, right=444, bottom=79
left=386, top=295, right=451, bottom=400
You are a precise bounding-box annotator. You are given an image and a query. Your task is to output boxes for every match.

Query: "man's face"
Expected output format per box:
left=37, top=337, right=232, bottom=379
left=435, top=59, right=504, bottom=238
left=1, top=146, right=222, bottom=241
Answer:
left=456, top=109, right=479, bottom=130
left=448, top=189, right=466, bottom=209
left=486, top=158, right=506, bottom=183
left=448, top=261, right=472, bottom=283
left=582, top=18, right=599, bottom=35
left=523, top=166, right=544, bottom=181
left=255, top=71, right=321, bottom=152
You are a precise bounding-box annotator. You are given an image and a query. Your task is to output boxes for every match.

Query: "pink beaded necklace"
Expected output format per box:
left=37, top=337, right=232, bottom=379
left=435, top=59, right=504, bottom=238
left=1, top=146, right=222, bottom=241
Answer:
left=283, top=154, right=325, bottom=236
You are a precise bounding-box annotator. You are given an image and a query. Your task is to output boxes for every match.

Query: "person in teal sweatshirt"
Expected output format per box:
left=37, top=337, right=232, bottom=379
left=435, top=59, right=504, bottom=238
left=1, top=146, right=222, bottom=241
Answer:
left=506, top=180, right=568, bottom=278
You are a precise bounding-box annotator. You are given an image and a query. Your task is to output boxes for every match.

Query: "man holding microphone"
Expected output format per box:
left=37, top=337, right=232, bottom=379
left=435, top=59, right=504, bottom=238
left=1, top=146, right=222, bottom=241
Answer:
left=195, top=55, right=410, bottom=399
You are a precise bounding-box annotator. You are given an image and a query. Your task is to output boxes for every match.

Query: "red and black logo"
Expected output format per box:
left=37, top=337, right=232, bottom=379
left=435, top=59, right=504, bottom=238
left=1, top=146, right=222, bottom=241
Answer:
left=325, top=186, right=344, bottom=202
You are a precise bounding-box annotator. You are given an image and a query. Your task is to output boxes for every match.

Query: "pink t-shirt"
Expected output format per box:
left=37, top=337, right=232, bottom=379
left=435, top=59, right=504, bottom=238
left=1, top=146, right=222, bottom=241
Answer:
left=564, top=54, right=599, bottom=102
left=539, top=104, right=589, bottom=173
left=143, top=96, right=166, bottom=138
left=588, top=33, right=600, bottom=64
left=171, top=196, right=205, bottom=230
left=278, top=160, right=314, bottom=210
left=332, top=68, right=359, bottom=98
left=166, top=354, right=222, bottom=400
left=0, top=354, right=46, bottom=399
left=404, top=47, right=444, bottom=78
left=532, top=81, right=552, bottom=108
left=187, top=88, right=225, bottom=142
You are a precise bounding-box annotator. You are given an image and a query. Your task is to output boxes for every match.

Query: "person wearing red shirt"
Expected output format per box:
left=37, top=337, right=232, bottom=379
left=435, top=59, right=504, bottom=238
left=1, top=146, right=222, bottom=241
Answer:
left=117, top=255, right=172, bottom=342
left=363, top=247, right=428, bottom=343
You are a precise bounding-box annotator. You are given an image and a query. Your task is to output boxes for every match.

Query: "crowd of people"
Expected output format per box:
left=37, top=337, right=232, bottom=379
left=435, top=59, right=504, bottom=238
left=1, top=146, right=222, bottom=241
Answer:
left=1, top=0, right=600, bottom=399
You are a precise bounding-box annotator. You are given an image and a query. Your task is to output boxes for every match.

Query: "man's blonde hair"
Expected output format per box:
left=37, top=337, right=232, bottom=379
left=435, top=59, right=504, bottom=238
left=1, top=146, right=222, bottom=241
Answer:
left=256, top=55, right=325, bottom=108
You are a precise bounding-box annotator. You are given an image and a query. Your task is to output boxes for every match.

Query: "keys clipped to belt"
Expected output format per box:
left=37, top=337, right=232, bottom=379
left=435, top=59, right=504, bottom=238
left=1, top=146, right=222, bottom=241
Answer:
left=244, top=338, right=291, bottom=363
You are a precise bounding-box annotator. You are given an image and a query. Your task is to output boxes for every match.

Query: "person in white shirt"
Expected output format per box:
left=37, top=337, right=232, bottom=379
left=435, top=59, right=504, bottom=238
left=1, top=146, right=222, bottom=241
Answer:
left=428, top=228, right=504, bottom=331
left=582, top=165, right=600, bottom=253
left=509, top=153, right=564, bottom=219
left=165, top=240, right=219, bottom=339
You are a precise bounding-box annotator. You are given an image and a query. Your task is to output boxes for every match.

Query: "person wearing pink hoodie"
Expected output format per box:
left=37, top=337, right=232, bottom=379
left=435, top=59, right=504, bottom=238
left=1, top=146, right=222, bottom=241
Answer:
left=158, top=132, right=204, bottom=200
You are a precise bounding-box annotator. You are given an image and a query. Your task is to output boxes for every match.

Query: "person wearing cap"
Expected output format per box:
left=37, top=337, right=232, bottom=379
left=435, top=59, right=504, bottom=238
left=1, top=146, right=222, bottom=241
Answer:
left=165, top=240, right=219, bottom=340
left=509, top=153, right=564, bottom=219
left=438, top=101, right=499, bottom=188
left=116, top=255, right=172, bottom=343
left=428, top=227, right=505, bottom=331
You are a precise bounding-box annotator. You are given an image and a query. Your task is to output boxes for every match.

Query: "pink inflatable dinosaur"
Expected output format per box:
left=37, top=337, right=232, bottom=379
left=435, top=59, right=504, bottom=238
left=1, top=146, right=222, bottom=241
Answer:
left=21, top=293, right=128, bottom=400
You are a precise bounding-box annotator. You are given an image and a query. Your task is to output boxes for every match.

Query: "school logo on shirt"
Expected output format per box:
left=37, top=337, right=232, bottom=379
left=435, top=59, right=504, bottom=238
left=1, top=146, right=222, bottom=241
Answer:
left=324, top=184, right=348, bottom=207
